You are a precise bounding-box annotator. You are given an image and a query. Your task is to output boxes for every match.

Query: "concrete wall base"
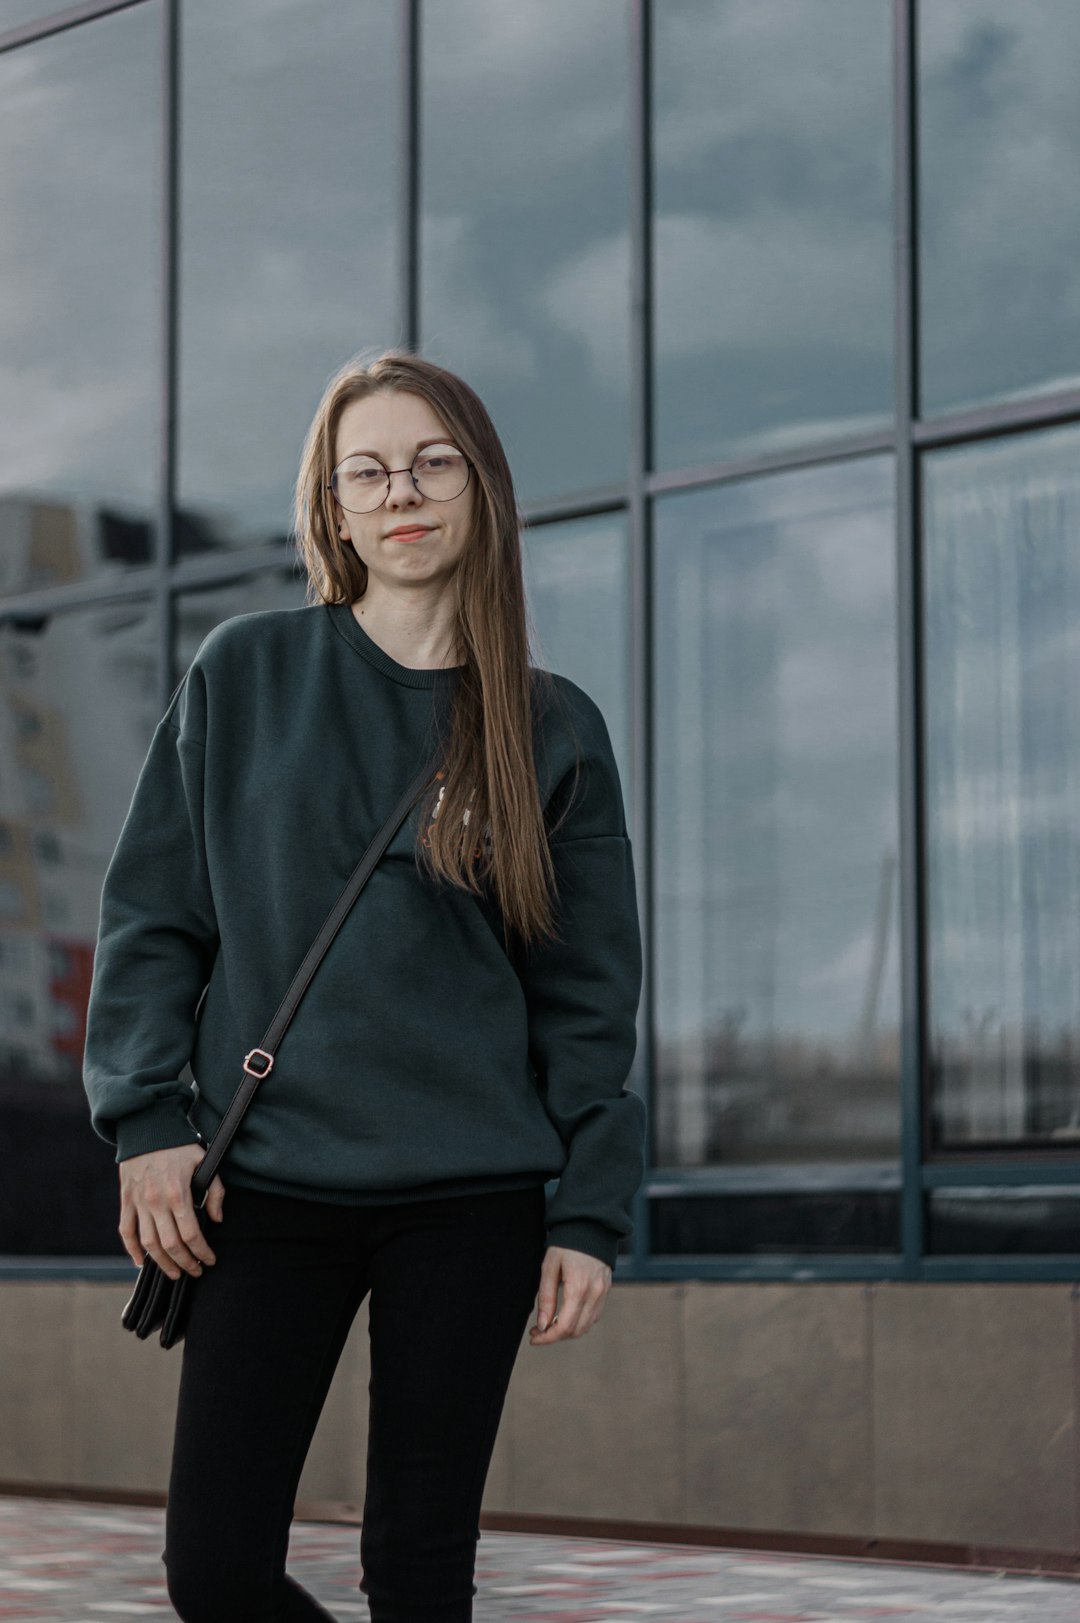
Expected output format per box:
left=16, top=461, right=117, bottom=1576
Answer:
left=2, top=1279, right=1077, bottom=1564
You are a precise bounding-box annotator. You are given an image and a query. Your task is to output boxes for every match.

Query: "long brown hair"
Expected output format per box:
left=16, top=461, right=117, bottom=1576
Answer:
left=291, top=348, right=582, bottom=953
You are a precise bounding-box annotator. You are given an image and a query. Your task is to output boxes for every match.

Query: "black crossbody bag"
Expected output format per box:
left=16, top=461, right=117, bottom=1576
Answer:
left=120, top=752, right=440, bottom=1349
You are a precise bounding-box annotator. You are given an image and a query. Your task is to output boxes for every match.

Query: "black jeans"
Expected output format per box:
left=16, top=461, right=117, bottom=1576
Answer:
left=162, top=1179, right=548, bottom=1623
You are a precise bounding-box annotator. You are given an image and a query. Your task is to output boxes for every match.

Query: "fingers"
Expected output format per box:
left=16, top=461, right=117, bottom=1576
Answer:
left=534, top=1262, right=559, bottom=1334
left=530, top=1291, right=580, bottom=1341
left=117, top=1147, right=222, bottom=1278
left=117, top=1203, right=145, bottom=1270
left=529, top=1248, right=611, bottom=1344
left=131, top=1205, right=203, bottom=1281
left=206, top=1173, right=227, bottom=1223
left=139, top=1212, right=189, bottom=1282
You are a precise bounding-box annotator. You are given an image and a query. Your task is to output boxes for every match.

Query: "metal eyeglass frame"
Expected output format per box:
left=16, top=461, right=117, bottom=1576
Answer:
left=326, top=447, right=475, bottom=513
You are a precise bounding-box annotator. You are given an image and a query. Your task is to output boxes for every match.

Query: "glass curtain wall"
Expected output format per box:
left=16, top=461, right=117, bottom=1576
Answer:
left=2, top=0, right=1079, bottom=1276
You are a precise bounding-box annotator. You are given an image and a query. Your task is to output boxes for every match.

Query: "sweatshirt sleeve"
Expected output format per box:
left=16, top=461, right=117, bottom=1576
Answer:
left=517, top=688, right=647, bottom=1270
left=82, top=664, right=219, bottom=1163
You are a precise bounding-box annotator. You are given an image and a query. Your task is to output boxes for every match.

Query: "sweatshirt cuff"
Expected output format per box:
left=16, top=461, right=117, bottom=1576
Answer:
left=545, top=1218, right=622, bottom=1270
left=114, top=1099, right=201, bottom=1163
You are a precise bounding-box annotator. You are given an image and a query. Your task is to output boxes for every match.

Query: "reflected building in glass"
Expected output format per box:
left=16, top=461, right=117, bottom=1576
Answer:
left=3, top=0, right=1080, bottom=1566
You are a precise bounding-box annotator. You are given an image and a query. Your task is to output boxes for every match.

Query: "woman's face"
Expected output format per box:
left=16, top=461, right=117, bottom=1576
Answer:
left=332, top=389, right=475, bottom=595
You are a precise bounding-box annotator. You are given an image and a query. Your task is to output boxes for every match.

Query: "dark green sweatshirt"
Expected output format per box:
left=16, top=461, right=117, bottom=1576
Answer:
left=82, top=602, right=646, bottom=1268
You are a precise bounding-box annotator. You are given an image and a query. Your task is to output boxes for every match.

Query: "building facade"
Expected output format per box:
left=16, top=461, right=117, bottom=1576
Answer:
left=2, top=0, right=1080, bottom=1567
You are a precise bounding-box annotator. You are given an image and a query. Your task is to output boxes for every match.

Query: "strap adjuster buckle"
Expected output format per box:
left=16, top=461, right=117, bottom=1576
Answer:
left=243, top=1047, right=274, bottom=1077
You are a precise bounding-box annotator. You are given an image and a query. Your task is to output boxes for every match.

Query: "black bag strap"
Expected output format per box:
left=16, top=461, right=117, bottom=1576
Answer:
left=190, top=752, right=441, bottom=1208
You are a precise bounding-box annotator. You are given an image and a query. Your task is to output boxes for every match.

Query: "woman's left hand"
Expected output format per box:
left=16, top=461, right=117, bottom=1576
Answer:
left=529, top=1245, right=612, bottom=1344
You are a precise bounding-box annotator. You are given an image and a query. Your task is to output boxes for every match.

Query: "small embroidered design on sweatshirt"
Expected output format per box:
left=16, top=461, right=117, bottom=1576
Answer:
left=423, top=768, right=491, bottom=860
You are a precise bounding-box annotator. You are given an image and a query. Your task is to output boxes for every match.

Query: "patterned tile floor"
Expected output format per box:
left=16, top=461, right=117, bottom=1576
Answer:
left=1, top=1494, right=1079, bottom=1622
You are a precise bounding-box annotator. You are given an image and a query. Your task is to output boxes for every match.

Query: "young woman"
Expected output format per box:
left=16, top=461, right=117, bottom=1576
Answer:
left=82, top=349, right=646, bottom=1623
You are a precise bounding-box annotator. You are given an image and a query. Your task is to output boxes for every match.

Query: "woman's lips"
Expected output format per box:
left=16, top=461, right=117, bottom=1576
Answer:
left=387, top=527, right=431, bottom=542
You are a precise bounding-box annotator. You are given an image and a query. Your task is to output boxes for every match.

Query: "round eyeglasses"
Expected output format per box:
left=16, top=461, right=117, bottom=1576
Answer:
left=328, top=443, right=474, bottom=513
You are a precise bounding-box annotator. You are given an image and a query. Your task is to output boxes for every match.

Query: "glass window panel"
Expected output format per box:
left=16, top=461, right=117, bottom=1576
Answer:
left=918, top=1, right=1080, bottom=418
left=923, top=425, right=1080, bottom=1149
left=650, top=1190, right=901, bottom=1256
left=652, top=0, right=893, bottom=474
left=420, top=1, right=630, bottom=508
left=926, top=1188, right=1080, bottom=1256
left=175, top=0, right=398, bottom=558
left=521, top=513, right=633, bottom=829
left=1, top=4, right=79, bottom=35
left=174, top=569, right=308, bottom=676
left=0, top=599, right=159, bottom=1256
left=653, top=456, right=900, bottom=1174
left=0, top=5, right=161, bottom=597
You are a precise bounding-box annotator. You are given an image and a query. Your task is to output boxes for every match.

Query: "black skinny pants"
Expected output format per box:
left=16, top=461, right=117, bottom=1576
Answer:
left=162, top=1180, right=548, bottom=1623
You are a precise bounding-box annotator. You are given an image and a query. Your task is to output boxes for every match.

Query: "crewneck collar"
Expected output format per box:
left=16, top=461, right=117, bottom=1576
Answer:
left=326, top=601, right=463, bottom=690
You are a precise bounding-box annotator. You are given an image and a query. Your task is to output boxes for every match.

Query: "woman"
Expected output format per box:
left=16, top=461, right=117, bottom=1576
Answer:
left=82, top=349, right=646, bottom=1623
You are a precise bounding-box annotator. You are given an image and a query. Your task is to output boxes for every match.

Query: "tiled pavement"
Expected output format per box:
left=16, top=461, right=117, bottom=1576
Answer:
left=1, top=1495, right=1080, bottom=1622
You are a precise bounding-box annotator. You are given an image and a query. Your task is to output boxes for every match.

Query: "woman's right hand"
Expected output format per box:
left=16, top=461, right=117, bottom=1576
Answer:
left=118, top=1142, right=226, bottom=1279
